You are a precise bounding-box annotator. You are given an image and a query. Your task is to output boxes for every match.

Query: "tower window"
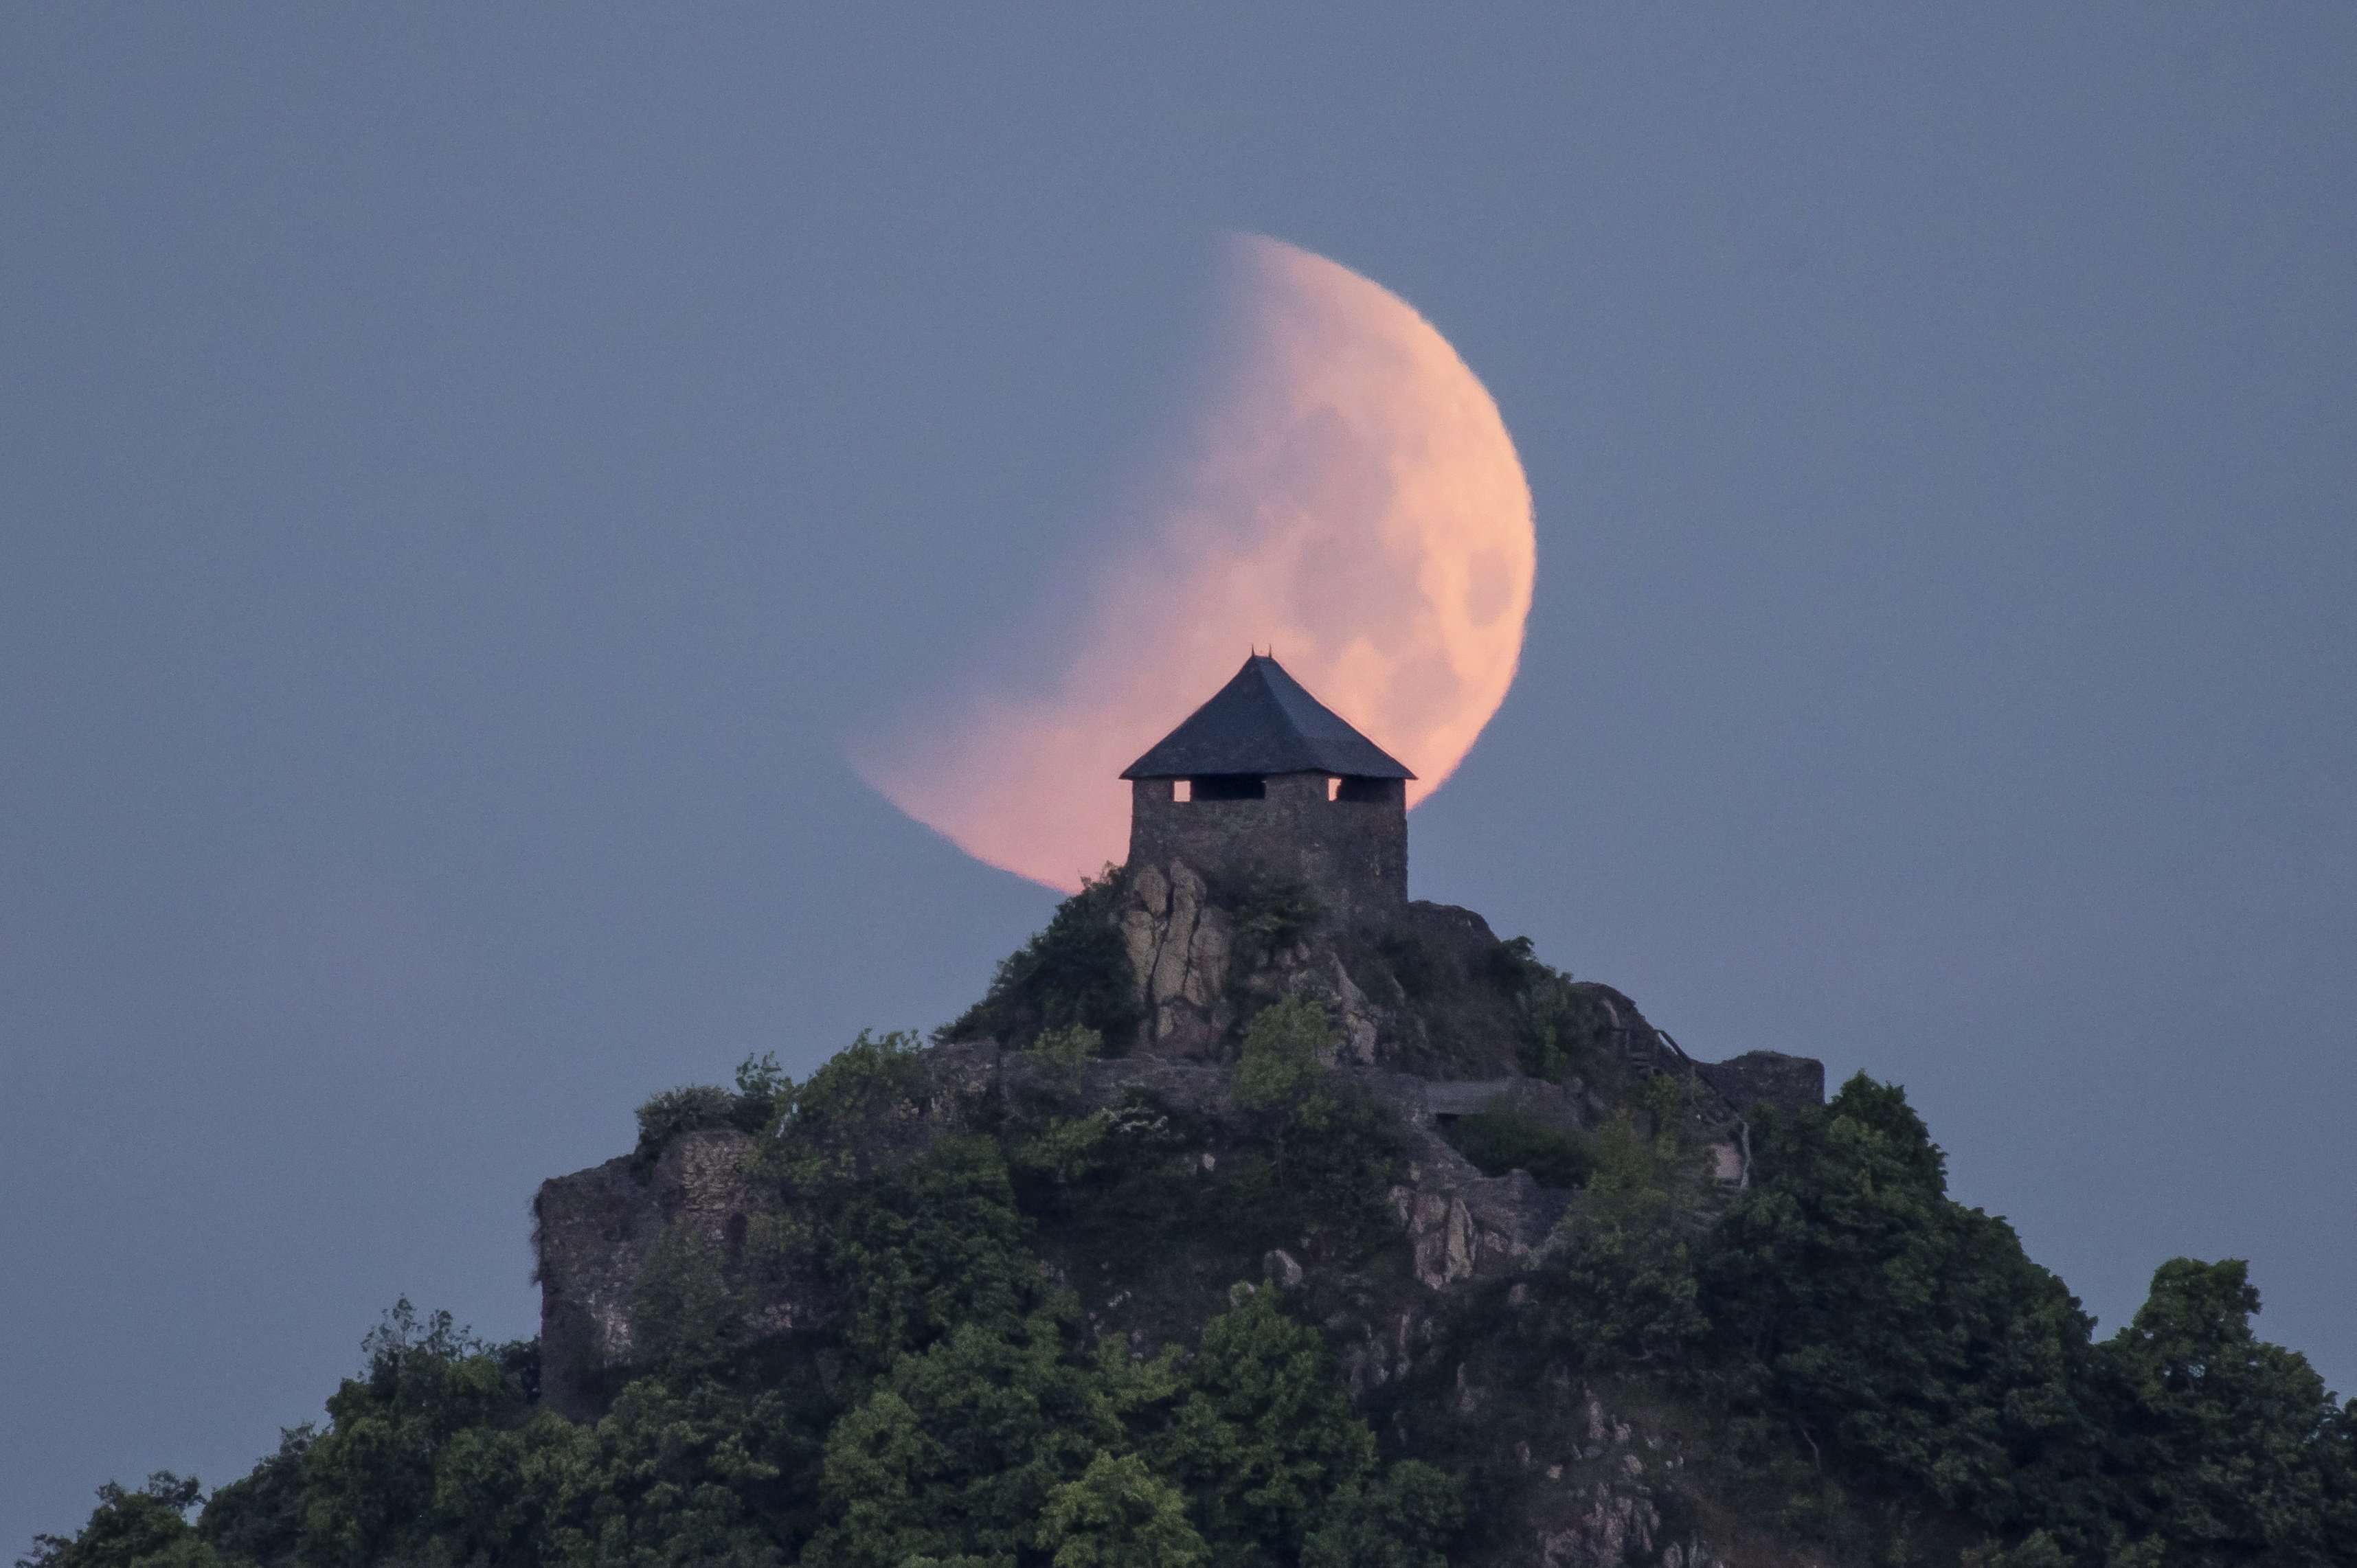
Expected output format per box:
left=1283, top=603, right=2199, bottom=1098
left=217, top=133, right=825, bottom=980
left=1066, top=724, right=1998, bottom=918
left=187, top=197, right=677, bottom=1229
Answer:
left=1190, top=774, right=1266, bottom=802
left=1173, top=779, right=1191, bottom=803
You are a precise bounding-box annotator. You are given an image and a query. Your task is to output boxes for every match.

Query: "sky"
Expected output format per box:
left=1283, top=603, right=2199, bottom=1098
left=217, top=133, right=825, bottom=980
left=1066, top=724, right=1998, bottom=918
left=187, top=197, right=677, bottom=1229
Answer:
left=3, top=5, right=2352, bottom=1547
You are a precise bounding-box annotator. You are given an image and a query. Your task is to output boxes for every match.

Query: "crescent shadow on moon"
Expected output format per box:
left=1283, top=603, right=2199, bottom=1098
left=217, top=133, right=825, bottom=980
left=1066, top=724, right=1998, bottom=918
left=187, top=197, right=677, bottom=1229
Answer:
left=850, top=234, right=1536, bottom=893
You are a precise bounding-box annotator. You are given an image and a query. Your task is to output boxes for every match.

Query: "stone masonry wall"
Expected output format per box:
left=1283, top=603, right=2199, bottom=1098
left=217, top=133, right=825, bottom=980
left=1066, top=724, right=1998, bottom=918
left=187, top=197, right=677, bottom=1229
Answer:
left=1127, top=771, right=1406, bottom=931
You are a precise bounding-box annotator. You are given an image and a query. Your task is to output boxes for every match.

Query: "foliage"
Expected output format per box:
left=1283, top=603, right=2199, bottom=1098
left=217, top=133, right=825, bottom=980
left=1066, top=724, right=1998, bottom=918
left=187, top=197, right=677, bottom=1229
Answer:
left=1041, top=1451, right=1206, bottom=1568
left=1442, top=1102, right=1594, bottom=1189
left=1007, top=1089, right=1195, bottom=1241
left=631, top=1053, right=796, bottom=1177
left=293, top=1302, right=544, bottom=1568
left=824, top=1134, right=1044, bottom=1370
left=1534, top=1182, right=1709, bottom=1367
left=805, top=1312, right=1158, bottom=1568
left=1024, top=1023, right=1103, bottom=1102
left=944, top=869, right=1139, bottom=1048
left=18, top=1475, right=216, bottom=1568
left=189, top=1430, right=309, bottom=1568
left=1298, top=1461, right=1466, bottom=1568
left=1154, top=1288, right=1377, bottom=1564
left=1696, top=1076, right=2101, bottom=1538
left=631, top=1084, right=736, bottom=1177
left=31, top=995, right=2357, bottom=1568
left=1229, top=876, right=1322, bottom=973
left=1228, top=997, right=1406, bottom=1246
left=1487, top=936, right=1607, bottom=1083
left=770, top=1029, right=936, bottom=1193
left=2095, top=1258, right=2357, bottom=1565
left=1232, top=994, right=1335, bottom=1112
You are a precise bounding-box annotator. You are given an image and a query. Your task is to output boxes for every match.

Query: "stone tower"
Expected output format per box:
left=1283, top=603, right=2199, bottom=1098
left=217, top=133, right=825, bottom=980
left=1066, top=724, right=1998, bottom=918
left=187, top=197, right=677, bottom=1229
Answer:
left=1122, top=655, right=1412, bottom=931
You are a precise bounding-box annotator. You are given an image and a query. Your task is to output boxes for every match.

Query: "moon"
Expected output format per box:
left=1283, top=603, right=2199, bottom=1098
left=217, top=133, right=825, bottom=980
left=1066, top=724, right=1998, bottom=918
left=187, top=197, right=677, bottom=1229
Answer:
left=853, top=234, right=1536, bottom=892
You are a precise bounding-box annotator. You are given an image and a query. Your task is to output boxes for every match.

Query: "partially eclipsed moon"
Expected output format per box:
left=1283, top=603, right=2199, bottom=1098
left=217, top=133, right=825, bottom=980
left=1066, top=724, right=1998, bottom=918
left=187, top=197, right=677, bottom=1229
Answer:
left=853, top=234, right=1535, bottom=892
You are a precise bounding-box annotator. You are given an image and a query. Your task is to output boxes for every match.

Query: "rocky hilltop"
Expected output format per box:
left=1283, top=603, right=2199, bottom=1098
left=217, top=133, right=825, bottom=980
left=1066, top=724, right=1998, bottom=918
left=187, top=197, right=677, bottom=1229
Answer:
left=534, top=860, right=1827, bottom=1565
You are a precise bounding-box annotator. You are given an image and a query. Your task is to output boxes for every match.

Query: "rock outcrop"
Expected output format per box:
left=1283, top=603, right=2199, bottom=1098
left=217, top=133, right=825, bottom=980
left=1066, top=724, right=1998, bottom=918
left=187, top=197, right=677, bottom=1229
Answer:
left=1116, top=861, right=1234, bottom=1056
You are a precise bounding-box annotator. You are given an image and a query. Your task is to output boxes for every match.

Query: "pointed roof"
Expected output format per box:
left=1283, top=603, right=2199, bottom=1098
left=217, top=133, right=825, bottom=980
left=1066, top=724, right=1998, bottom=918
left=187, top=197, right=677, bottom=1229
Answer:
left=1121, top=655, right=1415, bottom=781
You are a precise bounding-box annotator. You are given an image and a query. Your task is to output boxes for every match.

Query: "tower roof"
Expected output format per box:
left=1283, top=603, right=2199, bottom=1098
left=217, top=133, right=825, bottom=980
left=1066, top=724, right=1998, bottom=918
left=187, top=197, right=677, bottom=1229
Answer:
left=1120, top=655, right=1415, bottom=782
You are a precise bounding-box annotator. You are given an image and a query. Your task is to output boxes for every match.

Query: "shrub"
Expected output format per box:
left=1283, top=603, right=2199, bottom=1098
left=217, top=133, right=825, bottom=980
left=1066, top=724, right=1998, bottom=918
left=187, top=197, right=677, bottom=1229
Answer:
left=1300, top=1461, right=1467, bottom=1568
left=945, top=870, right=1139, bottom=1048
left=1695, top=1076, right=2104, bottom=1541
left=293, top=1302, right=537, bottom=1568
left=2094, top=1258, right=2357, bottom=1563
left=1229, top=876, right=1322, bottom=973
left=631, top=1084, right=737, bottom=1177
left=1488, top=936, right=1606, bottom=1082
left=1232, top=995, right=1335, bottom=1113
left=772, top=1029, right=936, bottom=1192
left=731, top=1052, right=794, bottom=1135
left=629, top=1053, right=798, bottom=1178
left=1443, top=1104, right=1594, bottom=1190
left=825, top=1135, right=1041, bottom=1368
left=1154, top=1289, right=1378, bottom=1565
left=1227, top=998, right=1405, bottom=1247
left=1535, top=1183, right=1708, bottom=1367
left=1026, top=1023, right=1103, bottom=1101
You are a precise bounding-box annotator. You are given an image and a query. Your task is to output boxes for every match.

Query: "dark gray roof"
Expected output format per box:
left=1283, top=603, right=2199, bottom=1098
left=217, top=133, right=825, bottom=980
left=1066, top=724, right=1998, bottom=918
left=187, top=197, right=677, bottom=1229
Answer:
left=1121, top=656, right=1415, bottom=781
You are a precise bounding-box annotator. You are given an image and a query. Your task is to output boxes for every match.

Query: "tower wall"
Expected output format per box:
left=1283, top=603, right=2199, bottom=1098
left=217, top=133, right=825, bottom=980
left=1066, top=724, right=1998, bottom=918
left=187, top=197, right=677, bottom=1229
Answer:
left=1126, top=771, right=1406, bottom=931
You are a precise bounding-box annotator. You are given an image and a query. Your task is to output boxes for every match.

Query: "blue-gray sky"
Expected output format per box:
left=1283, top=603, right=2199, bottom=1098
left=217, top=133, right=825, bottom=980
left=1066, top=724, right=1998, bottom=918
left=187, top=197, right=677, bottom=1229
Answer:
left=3, top=6, right=2351, bottom=1546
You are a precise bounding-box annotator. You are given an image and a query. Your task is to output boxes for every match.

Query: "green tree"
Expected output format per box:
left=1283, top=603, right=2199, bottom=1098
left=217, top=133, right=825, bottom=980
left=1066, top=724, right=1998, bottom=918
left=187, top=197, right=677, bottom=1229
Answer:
left=192, top=1428, right=310, bottom=1567
left=1155, top=1289, right=1378, bottom=1565
left=1443, top=1102, right=1594, bottom=1190
left=826, top=1135, right=1042, bottom=1369
left=2096, top=1258, right=2357, bottom=1567
left=550, top=1366, right=803, bottom=1568
left=805, top=1315, right=1125, bottom=1568
left=294, top=1302, right=532, bottom=1568
left=1487, top=936, right=1605, bottom=1083
left=1537, top=1181, right=1708, bottom=1367
left=1299, top=1461, right=1466, bottom=1568
left=19, top=1476, right=219, bottom=1568
left=1040, top=1451, right=1207, bottom=1568
left=1697, top=1077, right=2101, bottom=1538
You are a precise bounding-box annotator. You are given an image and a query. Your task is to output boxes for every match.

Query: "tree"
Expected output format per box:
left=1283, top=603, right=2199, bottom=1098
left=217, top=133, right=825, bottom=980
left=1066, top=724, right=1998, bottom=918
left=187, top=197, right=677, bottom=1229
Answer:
left=1698, top=1076, right=2102, bottom=1538
left=1155, top=1289, right=1377, bottom=1565
left=1300, top=1462, right=1466, bottom=1568
left=295, top=1302, right=530, bottom=1568
left=2097, top=1258, right=2357, bottom=1567
left=1041, top=1451, right=1207, bottom=1568
left=806, top=1315, right=1123, bottom=1568
left=18, top=1475, right=218, bottom=1568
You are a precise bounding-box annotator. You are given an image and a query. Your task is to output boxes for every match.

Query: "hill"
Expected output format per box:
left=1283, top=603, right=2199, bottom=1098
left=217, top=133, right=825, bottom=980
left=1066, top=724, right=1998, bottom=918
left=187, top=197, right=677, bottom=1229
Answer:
left=24, top=869, right=2357, bottom=1568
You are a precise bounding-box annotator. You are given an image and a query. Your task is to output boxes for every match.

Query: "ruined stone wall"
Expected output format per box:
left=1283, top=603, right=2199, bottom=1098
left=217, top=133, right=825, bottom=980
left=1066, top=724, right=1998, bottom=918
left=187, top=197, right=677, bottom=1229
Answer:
left=1126, top=771, right=1406, bottom=931
left=532, top=1128, right=768, bottom=1420
left=1692, top=1051, right=1825, bottom=1117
